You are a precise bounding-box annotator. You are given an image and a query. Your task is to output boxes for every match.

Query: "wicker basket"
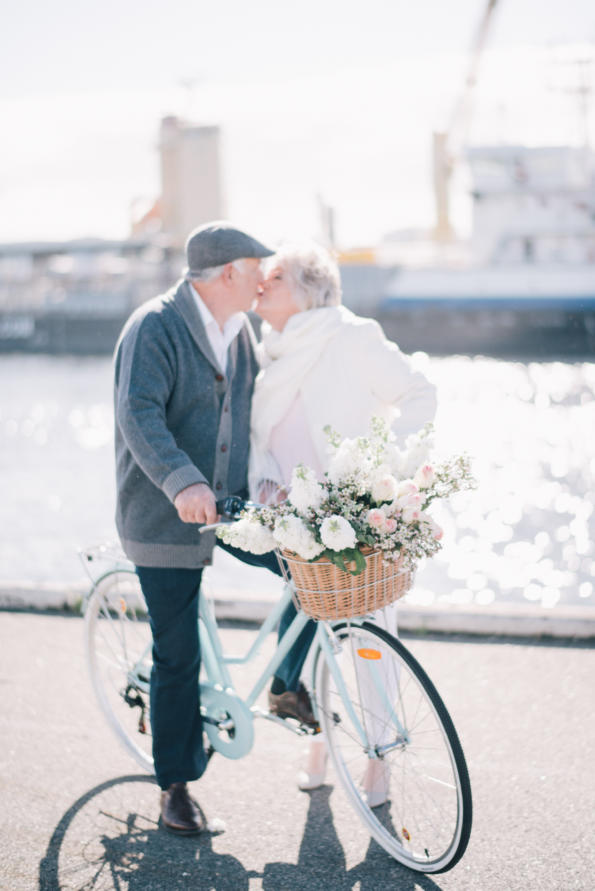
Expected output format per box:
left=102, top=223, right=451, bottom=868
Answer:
left=281, top=547, right=412, bottom=620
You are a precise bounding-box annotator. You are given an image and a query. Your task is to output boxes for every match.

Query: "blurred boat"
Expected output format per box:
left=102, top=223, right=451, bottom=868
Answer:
left=375, top=145, right=595, bottom=357
left=0, top=237, right=178, bottom=354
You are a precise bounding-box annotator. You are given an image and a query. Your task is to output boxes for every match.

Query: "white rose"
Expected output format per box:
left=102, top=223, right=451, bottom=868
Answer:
left=320, top=515, right=357, bottom=551
left=413, top=463, right=436, bottom=489
left=370, top=472, right=398, bottom=504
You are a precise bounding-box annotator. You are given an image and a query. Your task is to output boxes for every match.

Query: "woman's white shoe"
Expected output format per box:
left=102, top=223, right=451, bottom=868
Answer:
left=297, top=735, right=328, bottom=790
left=360, top=759, right=390, bottom=808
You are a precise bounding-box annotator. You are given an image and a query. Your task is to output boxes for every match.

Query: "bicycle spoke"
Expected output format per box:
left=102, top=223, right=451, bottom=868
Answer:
left=315, top=623, right=471, bottom=873
left=86, top=572, right=154, bottom=772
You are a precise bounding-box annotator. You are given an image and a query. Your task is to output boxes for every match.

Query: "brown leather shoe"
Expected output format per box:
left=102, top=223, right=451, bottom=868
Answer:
left=160, top=782, right=204, bottom=835
left=268, top=682, right=318, bottom=727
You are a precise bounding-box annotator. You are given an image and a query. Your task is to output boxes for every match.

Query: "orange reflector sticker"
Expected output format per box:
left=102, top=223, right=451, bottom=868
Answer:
left=119, top=598, right=127, bottom=613
left=402, top=827, right=411, bottom=841
left=357, top=648, right=382, bottom=660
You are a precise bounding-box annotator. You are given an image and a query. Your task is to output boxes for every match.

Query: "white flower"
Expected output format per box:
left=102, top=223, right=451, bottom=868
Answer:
left=413, top=463, right=436, bottom=489
left=370, top=471, right=398, bottom=503
left=273, top=515, right=324, bottom=560
left=327, top=438, right=370, bottom=485
left=288, top=464, right=324, bottom=513
left=383, top=443, right=405, bottom=475
left=216, top=516, right=276, bottom=554
left=320, top=515, right=357, bottom=551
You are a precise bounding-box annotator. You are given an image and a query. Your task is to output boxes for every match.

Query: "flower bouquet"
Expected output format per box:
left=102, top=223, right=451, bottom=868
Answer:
left=217, top=418, right=476, bottom=619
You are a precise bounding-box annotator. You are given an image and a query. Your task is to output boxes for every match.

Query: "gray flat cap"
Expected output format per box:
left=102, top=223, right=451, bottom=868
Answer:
left=184, top=220, right=274, bottom=276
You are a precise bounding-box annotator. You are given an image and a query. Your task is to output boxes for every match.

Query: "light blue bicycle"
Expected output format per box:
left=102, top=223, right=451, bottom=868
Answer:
left=82, top=499, right=472, bottom=874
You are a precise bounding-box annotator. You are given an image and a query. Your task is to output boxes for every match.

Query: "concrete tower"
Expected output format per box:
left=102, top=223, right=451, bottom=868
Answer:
left=159, top=116, right=225, bottom=247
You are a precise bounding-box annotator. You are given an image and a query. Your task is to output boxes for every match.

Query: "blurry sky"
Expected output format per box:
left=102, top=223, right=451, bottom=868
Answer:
left=1, top=0, right=594, bottom=246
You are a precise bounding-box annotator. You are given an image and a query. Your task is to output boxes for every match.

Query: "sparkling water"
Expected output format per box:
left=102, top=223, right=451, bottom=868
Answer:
left=1, top=354, right=593, bottom=609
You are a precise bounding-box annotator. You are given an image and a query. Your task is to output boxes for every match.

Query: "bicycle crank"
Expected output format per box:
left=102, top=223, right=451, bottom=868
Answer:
left=199, top=685, right=254, bottom=759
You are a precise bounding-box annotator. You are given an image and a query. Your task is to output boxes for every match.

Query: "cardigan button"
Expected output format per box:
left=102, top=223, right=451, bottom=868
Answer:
left=215, top=373, right=224, bottom=382
left=220, top=444, right=227, bottom=453
left=215, top=481, right=223, bottom=490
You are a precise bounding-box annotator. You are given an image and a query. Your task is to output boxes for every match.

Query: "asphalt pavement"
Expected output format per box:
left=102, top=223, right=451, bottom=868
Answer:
left=1, top=611, right=593, bottom=891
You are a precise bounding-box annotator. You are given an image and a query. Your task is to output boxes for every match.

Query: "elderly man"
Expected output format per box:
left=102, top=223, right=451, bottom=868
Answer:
left=114, top=221, right=273, bottom=834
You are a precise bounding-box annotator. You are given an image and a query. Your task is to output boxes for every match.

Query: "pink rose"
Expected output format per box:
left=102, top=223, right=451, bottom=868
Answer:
left=414, top=464, right=436, bottom=490
left=397, top=480, right=418, bottom=498
left=430, top=520, right=443, bottom=540
left=371, top=474, right=398, bottom=503
left=402, top=506, right=421, bottom=523
left=397, top=491, right=422, bottom=511
left=367, top=508, right=385, bottom=528
left=384, top=517, right=397, bottom=533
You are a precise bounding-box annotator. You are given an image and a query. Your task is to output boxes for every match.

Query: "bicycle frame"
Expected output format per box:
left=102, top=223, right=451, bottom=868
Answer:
left=197, top=582, right=399, bottom=756
left=83, top=539, right=473, bottom=872
left=86, top=558, right=405, bottom=758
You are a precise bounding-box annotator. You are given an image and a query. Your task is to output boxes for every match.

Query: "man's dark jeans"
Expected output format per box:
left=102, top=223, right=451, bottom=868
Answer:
left=136, top=544, right=316, bottom=788
left=136, top=565, right=207, bottom=790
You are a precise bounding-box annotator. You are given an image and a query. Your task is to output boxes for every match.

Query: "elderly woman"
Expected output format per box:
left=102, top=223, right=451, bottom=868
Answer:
left=249, top=243, right=437, bottom=797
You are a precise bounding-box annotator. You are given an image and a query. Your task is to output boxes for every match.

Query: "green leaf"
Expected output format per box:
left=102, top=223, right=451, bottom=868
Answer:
left=324, top=547, right=367, bottom=576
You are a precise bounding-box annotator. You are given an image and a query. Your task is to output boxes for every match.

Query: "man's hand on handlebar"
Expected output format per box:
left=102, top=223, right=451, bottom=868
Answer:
left=174, top=483, right=219, bottom=525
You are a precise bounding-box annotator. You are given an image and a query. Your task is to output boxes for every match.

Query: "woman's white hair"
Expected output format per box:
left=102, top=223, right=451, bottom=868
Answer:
left=270, top=243, right=342, bottom=310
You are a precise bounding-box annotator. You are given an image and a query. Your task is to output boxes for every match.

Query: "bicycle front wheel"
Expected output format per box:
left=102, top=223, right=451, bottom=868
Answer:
left=84, top=569, right=154, bottom=772
left=313, top=621, right=472, bottom=873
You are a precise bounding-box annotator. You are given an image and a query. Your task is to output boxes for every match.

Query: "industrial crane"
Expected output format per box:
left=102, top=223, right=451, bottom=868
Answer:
left=433, top=0, right=500, bottom=241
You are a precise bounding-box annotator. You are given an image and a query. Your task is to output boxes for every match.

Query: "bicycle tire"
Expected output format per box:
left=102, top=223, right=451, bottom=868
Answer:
left=84, top=569, right=154, bottom=772
left=312, top=621, right=472, bottom=873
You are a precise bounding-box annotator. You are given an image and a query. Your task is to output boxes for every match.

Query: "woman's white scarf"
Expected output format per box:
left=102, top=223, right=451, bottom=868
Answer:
left=249, top=306, right=347, bottom=489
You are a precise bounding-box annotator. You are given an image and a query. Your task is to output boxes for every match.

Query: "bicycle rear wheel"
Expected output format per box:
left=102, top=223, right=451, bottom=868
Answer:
left=84, top=569, right=154, bottom=772
left=313, top=621, right=472, bottom=873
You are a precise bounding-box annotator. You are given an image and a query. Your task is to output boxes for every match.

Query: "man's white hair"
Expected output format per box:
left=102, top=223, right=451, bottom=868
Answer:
left=189, top=258, right=247, bottom=283
left=268, top=243, right=341, bottom=310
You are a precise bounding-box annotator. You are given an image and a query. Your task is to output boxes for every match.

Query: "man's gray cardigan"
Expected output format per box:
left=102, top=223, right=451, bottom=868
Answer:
left=114, top=279, right=259, bottom=568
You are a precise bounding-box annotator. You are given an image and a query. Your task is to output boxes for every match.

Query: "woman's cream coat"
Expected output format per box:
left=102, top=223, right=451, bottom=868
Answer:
left=249, top=306, right=437, bottom=495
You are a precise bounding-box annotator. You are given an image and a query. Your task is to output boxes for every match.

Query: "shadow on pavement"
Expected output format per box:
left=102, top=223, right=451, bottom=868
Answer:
left=39, top=775, right=446, bottom=890
left=39, top=774, right=250, bottom=890
left=262, top=785, right=443, bottom=891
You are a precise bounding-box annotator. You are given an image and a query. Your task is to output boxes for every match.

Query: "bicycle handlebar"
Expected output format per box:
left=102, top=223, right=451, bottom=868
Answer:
left=215, top=495, right=253, bottom=519
left=198, top=495, right=260, bottom=534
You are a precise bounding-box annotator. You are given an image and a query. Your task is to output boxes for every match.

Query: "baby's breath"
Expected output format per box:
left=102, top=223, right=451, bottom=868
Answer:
left=216, top=418, right=476, bottom=573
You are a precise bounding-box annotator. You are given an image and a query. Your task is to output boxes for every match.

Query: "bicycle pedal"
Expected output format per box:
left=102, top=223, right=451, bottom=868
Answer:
left=278, top=713, right=320, bottom=734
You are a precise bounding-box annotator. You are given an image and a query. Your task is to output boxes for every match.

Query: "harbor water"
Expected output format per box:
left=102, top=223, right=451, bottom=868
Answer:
left=1, top=353, right=593, bottom=610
